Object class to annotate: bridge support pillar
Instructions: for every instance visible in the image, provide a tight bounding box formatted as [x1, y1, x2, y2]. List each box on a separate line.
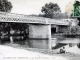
[28, 24, 52, 49]
[48, 24, 51, 50]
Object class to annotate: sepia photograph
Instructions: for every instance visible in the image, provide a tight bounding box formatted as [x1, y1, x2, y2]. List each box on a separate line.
[0, 0, 80, 60]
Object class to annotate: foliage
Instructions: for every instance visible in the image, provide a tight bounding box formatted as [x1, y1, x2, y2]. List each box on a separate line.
[41, 2, 61, 18]
[65, 25, 80, 34]
[70, 25, 80, 34]
[0, 0, 12, 12]
[0, 23, 29, 34]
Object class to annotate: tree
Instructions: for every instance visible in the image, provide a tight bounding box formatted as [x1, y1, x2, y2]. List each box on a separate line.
[57, 13, 68, 19]
[41, 2, 61, 18]
[0, 0, 12, 12]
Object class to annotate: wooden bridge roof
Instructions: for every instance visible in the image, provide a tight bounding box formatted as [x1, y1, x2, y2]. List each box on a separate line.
[0, 12, 70, 25]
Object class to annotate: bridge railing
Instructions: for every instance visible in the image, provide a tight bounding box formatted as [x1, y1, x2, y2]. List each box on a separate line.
[0, 12, 70, 25]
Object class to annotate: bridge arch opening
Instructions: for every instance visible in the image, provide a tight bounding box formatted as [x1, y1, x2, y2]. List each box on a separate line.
[51, 27, 56, 33]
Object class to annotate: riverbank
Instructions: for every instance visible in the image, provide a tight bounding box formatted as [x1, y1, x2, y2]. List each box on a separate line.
[0, 44, 68, 60]
[0, 43, 80, 60]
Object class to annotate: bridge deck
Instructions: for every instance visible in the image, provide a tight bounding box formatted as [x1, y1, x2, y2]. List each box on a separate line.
[0, 12, 70, 25]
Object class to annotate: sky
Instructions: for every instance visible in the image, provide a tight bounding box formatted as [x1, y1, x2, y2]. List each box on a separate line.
[8, 0, 76, 15]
